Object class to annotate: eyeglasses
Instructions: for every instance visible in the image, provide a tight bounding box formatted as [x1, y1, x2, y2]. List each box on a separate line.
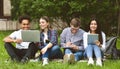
[71, 27, 79, 31]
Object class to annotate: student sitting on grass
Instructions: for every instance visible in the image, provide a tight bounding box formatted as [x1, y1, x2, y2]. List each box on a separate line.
[3, 15, 38, 63]
[38, 16, 63, 66]
[60, 18, 85, 63]
[83, 18, 106, 67]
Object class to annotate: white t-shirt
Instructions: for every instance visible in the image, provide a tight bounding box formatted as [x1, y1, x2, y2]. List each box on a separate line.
[43, 32, 48, 43]
[9, 29, 30, 49]
[83, 32, 106, 51]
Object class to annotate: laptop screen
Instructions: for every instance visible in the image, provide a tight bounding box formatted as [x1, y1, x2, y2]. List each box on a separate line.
[21, 30, 40, 42]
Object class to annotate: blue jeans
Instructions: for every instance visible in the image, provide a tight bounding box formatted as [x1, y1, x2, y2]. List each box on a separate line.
[41, 45, 63, 59]
[64, 49, 83, 61]
[85, 44, 102, 58]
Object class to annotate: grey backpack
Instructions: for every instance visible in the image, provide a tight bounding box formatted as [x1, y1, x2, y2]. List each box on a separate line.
[104, 37, 119, 59]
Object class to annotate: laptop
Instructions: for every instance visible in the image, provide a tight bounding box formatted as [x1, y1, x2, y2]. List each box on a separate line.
[87, 34, 98, 44]
[21, 30, 40, 42]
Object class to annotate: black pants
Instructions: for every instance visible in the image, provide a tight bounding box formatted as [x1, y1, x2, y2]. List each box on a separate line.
[4, 42, 38, 61]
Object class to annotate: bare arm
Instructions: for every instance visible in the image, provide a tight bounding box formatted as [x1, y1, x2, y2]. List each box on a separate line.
[3, 36, 15, 42]
[3, 36, 22, 43]
[41, 42, 53, 54]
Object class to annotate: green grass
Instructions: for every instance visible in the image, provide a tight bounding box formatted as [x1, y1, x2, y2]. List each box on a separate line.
[0, 31, 120, 69]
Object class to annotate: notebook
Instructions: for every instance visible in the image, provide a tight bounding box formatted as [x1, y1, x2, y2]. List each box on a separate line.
[87, 34, 98, 44]
[61, 46, 72, 49]
[21, 30, 40, 42]
[61, 40, 81, 49]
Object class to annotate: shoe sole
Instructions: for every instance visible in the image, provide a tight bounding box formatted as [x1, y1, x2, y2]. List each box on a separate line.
[63, 54, 75, 64]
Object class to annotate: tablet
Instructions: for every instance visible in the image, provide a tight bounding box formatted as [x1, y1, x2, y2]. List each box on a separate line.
[21, 30, 40, 42]
[87, 34, 98, 44]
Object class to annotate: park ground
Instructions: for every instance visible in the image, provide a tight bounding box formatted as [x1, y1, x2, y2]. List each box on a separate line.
[0, 31, 120, 69]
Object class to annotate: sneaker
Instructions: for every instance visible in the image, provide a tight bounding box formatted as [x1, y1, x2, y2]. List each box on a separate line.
[96, 59, 102, 67]
[42, 58, 49, 66]
[88, 58, 94, 65]
[63, 54, 75, 64]
[21, 57, 29, 64]
[30, 58, 39, 62]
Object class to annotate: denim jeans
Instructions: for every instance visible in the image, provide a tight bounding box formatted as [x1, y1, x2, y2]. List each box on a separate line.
[64, 49, 83, 61]
[41, 45, 63, 59]
[85, 44, 102, 58]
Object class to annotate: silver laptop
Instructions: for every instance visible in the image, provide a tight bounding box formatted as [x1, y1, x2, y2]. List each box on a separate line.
[21, 30, 40, 42]
[87, 34, 98, 44]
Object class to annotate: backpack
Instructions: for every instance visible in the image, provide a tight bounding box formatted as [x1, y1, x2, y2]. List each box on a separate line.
[104, 37, 120, 59]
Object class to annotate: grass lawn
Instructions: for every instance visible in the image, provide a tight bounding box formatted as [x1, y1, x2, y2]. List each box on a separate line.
[0, 31, 120, 69]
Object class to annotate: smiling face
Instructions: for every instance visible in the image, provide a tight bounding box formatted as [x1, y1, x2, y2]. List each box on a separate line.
[39, 18, 49, 30]
[20, 19, 30, 30]
[90, 20, 97, 33]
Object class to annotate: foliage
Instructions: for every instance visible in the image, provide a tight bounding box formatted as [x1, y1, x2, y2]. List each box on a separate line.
[10, 0, 120, 36]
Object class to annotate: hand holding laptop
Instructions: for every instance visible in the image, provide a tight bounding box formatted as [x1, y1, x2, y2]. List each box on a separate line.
[13, 39, 22, 43]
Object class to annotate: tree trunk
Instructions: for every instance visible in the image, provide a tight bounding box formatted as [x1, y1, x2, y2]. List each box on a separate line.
[116, 0, 120, 37]
[117, 10, 120, 37]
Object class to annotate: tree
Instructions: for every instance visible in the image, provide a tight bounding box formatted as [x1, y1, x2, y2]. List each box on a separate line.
[116, 0, 120, 36]
[11, 0, 120, 36]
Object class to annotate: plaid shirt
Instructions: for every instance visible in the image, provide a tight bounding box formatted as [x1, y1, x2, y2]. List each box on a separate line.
[40, 30, 58, 47]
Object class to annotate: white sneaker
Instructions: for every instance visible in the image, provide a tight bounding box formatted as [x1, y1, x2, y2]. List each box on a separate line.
[30, 58, 39, 62]
[42, 58, 48, 66]
[88, 58, 94, 65]
[96, 59, 102, 67]
[63, 54, 75, 64]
